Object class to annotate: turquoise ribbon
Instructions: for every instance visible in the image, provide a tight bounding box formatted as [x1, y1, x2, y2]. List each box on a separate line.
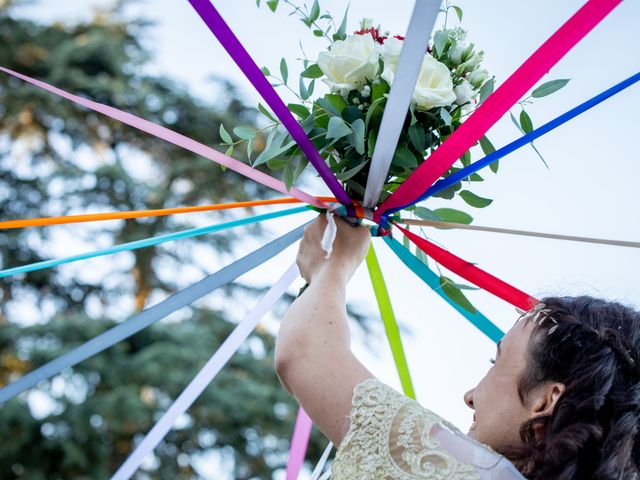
[384, 237, 504, 344]
[0, 206, 308, 278]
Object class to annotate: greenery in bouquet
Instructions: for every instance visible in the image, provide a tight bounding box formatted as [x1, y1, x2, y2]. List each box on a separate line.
[222, 1, 568, 212]
[219, 0, 569, 311]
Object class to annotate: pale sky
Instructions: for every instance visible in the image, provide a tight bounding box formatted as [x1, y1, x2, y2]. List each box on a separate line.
[11, 1, 640, 478]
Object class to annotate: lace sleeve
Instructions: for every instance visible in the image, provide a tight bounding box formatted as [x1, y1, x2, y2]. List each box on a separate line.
[331, 379, 525, 480]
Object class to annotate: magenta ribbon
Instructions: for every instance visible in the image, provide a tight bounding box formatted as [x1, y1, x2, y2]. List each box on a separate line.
[187, 0, 354, 215]
[376, 0, 622, 222]
[285, 408, 313, 479]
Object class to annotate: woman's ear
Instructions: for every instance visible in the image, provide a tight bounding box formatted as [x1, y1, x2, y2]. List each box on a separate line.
[529, 382, 565, 440]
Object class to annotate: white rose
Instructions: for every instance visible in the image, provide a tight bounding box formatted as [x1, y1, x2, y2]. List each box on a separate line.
[448, 42, 466, 66]
[467, 68, 489, 89]
[317, 34, 380, 92]
[459, 51, 483, 75]
[381, 37, 456, 110]
[454, 79, 475, 105]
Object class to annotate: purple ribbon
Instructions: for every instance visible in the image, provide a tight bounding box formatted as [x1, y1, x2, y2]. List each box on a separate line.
[187, 0, 354, 214]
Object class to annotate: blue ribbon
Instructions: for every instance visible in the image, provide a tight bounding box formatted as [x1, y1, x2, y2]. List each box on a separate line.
[383, 71, 640, 217]
[0, 206, 308, 278]
[384, 236, 504, 344]
[0, 224, 307, 404]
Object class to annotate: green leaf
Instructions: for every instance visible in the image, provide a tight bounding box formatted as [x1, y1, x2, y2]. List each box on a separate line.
[307, 78, 315, 98]
[392, 146, 418, 169]
[225, 145, 233, 157]
[440, 108, 452, 126]
[490, 160, 499, 173]
[403, 230, 411, 250]
[313, 29, 324, 37]
[280, 58, 288, 84]
[301, 63, 323, 79]
[287, 103, 310, 119]
[479, 135, 495, 156]
[260, 66, 271, 77]
[453, 6, 463, 21]
[258, 103, 278, 123]
[415, 247, 429, 266]
[342, 106, 364, 124]
[326, 116, 352, 140]
[459, 190, 493, 208]
[283, 162, 294, 191]
[247, 137, 254, 164]
[440, 276, 477, 313]
[433, 208, 473, 224]
[299, 77, 309, 100]
[367, 129, 377, 157]
[365, 96, 385, 130]
[266, 0, 279, 12]
[433, 30, 448, 57]
[414, 206, 439, 221]
[349, 119, 366, 155]
[219, 124, 233, 144]
[318, 94, 347, 116]
[510, 111, 524, 134]
[408, 123, 425, 153]
[336, 5, 349, 40]
[371, 80, 390, 102]
[531, 79, 570, 98]
[519, 109, 533, 134]
[478, 77, 494, 105]
[293, 156, 309, 182]
[233, 126, 256, 140]
[309, 0, 320, 23]
[335, 159, 369, 181]
[459, 150, 471, 166]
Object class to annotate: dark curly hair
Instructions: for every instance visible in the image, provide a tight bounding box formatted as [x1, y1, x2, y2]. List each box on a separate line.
[508, 296, 640, 479]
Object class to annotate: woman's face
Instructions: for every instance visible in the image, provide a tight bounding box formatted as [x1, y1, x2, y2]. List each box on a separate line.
[463, 318, 535, 452]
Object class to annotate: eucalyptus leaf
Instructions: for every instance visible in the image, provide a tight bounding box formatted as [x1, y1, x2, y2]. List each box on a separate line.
[479, 135, 495, 156]
[279, 58, 288, 84]
[233, 126, 256, 140]
[440, 276, 477, 313]
[301, 63, 323, 79]
[335, 160, 369, 181]
[299, 76, 309, 100]
[414, 206, 439, 221]
[459, 190, 493, 208]
[266, 0, 278, 12]
[219, 124, 233, 144]
[490, 160, 499, 173]
[283, 162, 294, 191]
[392, 146, 418, 169]
[326, 116, 352, 140]
[336, 5, 349, 40]
[309, 0, 320, 23]
[434, 30, 448, 57]
[478, 78, 494, 105]
[287, 103, 310, 119]
[440, 108, 452, 126]
[453, 6, 463, 21]
[349, 119, 366, 155]
[433, 208, 473, 224]
[519, 109, 533, 133]
[408, 123, 426, 153]
[258, 103, 278, 123]
[260, 66, 271, 76]
[531, 79, 570, 98]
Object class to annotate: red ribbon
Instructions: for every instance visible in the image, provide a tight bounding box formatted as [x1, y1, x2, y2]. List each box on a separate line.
[396, 224, 538, 310]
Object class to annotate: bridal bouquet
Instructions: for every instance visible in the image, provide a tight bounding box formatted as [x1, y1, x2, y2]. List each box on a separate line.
[222, 1, 567, 221]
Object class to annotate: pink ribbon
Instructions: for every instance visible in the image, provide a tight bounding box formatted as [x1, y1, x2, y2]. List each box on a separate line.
[376, 0, 622, 221]
[285, 408, 313, 479]
[0, 66, 327, 209]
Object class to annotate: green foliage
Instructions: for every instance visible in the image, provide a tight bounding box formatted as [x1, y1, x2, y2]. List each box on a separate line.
[531, 79, 570, 98]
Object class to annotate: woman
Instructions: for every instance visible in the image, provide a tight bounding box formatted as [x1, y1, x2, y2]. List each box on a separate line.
[275, 215, 640, 479]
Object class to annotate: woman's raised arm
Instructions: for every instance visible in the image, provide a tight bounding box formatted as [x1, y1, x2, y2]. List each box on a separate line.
[275, 215, 374, 445]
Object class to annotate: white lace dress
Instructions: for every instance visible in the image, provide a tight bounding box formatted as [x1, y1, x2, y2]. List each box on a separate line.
[330, 379, 526, 480]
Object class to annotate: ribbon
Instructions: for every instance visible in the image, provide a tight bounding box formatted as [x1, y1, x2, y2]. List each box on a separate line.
[399, 218, 640, 249]
[0, 224, 307, 404]
[285, 408, 314, 480]
[366, 244, 416, 399]
[112, 262, 299, 480]
[0, 206, 307, 278]
[186, 0, 354, 214]
[384, 236, 504, 343]
[310, 443, 333, 480]
[362, 0, 441, 208]
[396, 224, 537, 311]
[0, 197, 336, 229]
[421, 71, 640, 201]
[376, 0, 622, 221]
[0, 66, 326, 209]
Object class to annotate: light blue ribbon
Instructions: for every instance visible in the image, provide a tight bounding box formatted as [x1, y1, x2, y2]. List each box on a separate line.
[0, 224, 307, 404]
[384, 236, 504, 344]
[0, 206, 308, 278]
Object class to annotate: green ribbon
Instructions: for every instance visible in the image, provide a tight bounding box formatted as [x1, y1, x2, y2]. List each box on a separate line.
[366, 243, 416, 399]
[384, 237, 504, 344]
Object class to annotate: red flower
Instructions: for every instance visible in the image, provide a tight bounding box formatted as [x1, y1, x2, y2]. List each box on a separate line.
[354, 27, 388, 45]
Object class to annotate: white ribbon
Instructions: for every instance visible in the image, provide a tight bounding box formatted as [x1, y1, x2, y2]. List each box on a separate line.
[363, 0, 442, 208]
[310, 442, 334, 480]
[320, 206, 341, 258]
[111, 262, 299, 480]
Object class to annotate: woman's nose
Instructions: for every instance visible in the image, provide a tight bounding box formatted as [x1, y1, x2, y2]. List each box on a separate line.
[464, 388, 475, 409]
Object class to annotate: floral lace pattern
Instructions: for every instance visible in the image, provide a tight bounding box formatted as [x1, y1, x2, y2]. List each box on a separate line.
[331, 379, 481, 479]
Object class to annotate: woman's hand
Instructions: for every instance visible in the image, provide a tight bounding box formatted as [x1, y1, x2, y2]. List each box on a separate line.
[297, 214, 371, 285]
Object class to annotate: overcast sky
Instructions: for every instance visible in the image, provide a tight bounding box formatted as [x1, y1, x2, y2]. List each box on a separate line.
[12, 0, 640, 478]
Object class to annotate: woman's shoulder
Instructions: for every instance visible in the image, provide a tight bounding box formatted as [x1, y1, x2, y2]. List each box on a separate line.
[331, 378, 525, 480]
